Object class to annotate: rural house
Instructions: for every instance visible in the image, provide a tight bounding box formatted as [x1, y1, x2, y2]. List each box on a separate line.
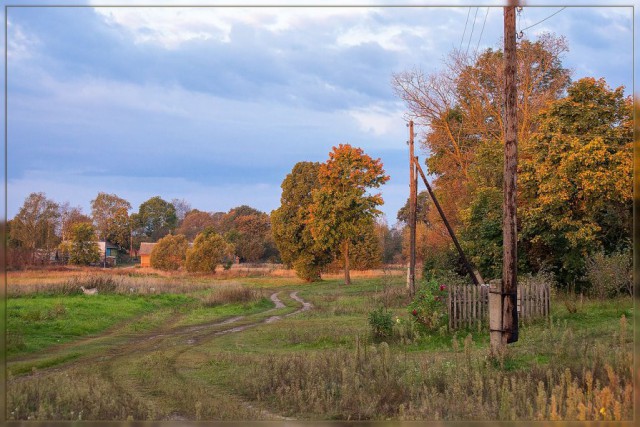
[98, 241, 119, 266]
[139, 242, 156, 267]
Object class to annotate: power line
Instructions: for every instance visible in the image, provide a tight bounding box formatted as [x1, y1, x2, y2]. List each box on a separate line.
[459, 7, 472, 52]
[465, 7, 480, 57]
[520, 7, 566, 33]
[474, 7, 490, 56]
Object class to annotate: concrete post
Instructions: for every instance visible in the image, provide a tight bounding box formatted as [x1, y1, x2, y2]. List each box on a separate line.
[489, 279, 504, 358]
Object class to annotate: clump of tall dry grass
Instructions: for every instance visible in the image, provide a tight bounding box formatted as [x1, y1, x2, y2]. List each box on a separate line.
[199, 283, 267, 307]
[7, 271, 244, 297]
[237, 317, 634, 421]
[7, 360, 261, 421]
[7, 367, 152, 421]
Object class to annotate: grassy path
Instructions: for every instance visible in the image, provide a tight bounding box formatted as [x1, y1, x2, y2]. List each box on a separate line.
[8, 290, 313, 420]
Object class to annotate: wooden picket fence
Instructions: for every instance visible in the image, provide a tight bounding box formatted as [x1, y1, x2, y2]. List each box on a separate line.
[448, 281, 550, 330]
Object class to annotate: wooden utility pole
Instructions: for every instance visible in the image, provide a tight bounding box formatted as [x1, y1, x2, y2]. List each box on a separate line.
[501, 4, 519, 347]
[408, 120, 417, 297]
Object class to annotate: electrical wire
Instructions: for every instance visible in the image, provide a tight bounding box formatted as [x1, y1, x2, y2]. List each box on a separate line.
[474, 7, 490, 56]
[520, 7, 566, 33]
[459, 7, 472, 52]
[465, 7, 480, 57]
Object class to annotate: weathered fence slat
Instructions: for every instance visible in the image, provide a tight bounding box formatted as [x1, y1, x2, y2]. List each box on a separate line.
[447, 281, 550, 330]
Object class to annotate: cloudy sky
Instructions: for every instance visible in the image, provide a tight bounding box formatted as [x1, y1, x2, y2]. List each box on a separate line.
[4, 0, 634, 224]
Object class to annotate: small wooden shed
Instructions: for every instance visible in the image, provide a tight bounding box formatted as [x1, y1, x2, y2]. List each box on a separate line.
[139, 242, 156, 267]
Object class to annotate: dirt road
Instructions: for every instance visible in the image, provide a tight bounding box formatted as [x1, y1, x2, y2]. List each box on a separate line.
[8, 291, 312, 421]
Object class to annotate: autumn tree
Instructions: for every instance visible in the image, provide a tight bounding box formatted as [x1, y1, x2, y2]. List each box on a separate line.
[229, 214, 270, 262]
[68, 223, 101, 265]
[150, 234, 188, 271]
[309, 144, 389, 285]
[171, 198, 192, 226]
[393, 34, 571, 241]
[393, 34, 570, 184]
[272, 162, 334, 281]
[219, 205, 263, 231]
[329, 217, 383, 271]
[397, 190, 432, 267]
[133, 196, 178, 241]
[376, 220, 403, 264]
[459, 187, 503, 280]
[520, 77, 632, 286]
[177, 209, 216, 241]
[10, 192, 60, 264]
[185, 228, 234, 273]
[221, 206, 276, 263]
[59, 203, 92, 242]
[396, 190, 430, 225]
[90, 192, 131, 250]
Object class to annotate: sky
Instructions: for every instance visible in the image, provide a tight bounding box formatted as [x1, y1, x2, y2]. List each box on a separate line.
[3, 0, 635, 226]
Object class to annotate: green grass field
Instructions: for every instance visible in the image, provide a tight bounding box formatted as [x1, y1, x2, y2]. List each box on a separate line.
[7, 293, 193, 357]
[6, 270, 636, 421]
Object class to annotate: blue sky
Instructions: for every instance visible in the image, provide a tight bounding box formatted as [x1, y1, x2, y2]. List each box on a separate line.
[4, 1, 634, 225]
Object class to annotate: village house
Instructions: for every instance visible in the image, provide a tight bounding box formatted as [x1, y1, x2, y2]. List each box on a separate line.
[97, 241, 119, 266]
[139, 242, 156, 267]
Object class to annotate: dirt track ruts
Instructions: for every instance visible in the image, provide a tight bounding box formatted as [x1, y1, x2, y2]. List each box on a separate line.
[8, 290, 312, 422]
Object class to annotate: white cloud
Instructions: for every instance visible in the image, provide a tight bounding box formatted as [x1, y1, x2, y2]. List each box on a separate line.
[347, 104, 405, 137]
[95, 8, 232, 48]
[337, 24, 430, 52]
[91, 6, 374, 49]
[7, 20, 39, 60]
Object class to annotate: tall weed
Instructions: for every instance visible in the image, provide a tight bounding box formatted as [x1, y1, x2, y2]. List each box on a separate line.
[584, 251, 632, 298]
[236, 316, 633, 421]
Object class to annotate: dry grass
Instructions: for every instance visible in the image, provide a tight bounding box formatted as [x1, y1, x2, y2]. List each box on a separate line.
[7, 361, 261, 421]
[7, 367, 152, 421]
[7, 265, 406, 295]
[237, 318, 634, 421]
[322, 267, 405, 279]
[7, 269, 259, 297]
[198, 283, 268, 307]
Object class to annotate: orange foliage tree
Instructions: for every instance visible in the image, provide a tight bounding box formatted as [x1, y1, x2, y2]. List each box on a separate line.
[309, 144, 389, 285]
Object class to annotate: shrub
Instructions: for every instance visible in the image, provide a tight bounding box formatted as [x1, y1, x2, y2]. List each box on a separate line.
[408, 278, 449, 332]
[584, 251, 632, 298]
[292, 254, 323, 282]
[368, 307, 394, 340]
[68, 223, 101, 266]
[199, 284, 262, 307]
[150, 234, 188, 271]
[185, 231, 233, 273]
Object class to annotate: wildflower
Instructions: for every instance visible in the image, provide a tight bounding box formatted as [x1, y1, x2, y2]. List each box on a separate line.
[600, 407, 606, 416]
[396, 317, 401, 324]
[440, 284, 446, 291]
[412, 309, 418, 316]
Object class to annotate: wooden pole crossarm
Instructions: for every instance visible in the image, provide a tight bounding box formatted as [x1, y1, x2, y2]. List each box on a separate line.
[413, 157, 484, 287]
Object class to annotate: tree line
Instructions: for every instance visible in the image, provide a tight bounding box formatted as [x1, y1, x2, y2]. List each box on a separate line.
[6, 145, 404, 274]
[6, 193, 280, 269]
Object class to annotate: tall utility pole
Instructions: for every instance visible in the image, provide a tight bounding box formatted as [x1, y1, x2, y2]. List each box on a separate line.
[502, 4, 519, 345]
[408, 120, 417, 297]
